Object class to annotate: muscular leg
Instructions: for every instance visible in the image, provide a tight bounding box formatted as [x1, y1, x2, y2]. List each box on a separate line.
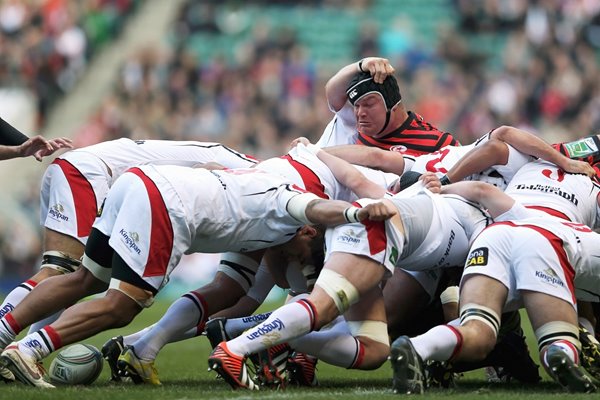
[9, 268, 107, 332]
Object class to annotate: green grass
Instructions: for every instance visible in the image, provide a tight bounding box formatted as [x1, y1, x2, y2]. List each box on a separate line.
[0, 302, 593, 399]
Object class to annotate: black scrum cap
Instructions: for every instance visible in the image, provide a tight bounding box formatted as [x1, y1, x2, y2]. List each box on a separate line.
[346, 71, 401, 110]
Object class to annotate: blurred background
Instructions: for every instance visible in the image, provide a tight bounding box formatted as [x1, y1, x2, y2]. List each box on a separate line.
[1, 0, 600, 297]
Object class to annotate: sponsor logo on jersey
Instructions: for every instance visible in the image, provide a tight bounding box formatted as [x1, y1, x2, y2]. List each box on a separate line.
[513, 183, 578, 205]
[535, 268, 565, 288]
[245, 318, 285, 341]
[564, 137, 598, 158]
[466, 247, 488, 268]
[436, 230, 456, 267]
[389, 246, 399, 265]
[389, 145, 408, 153]
[119, 229, 141, 255]
[49, 203, 69, 222]
[336, 229, 361, 245]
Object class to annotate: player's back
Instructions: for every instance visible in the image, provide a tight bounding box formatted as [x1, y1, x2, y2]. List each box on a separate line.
[505, 159, 600, 227]
[70, 138, 257, 184]
[142, 165, 303, 254]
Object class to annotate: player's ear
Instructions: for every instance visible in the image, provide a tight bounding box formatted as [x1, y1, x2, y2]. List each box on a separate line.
[298, 225, 318, 238]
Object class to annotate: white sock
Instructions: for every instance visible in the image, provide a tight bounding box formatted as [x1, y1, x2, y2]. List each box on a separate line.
[224, 312, 273, 338]
[122, 324, 155, 346]
[0, 314, 20, 348]
[0, 280, 36, 318]
[411, 325, 462, 361]
[132, 292, 207, 360]
[289, 316, 363, 368]
[227, 299, 316, 357]
[17, 327, 61, 360]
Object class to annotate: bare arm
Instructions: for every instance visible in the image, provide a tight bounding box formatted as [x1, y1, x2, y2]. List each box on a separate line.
[491, 125, 594, 177]
[301, 198, 396, 226]
[323, 144, 405, 176]
[325, 57, 395, 112]
[0, 136, 72, 161]
[440, 181, 515, 219]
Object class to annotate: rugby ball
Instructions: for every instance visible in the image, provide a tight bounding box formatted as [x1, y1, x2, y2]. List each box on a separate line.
[48, 343, 103, 385]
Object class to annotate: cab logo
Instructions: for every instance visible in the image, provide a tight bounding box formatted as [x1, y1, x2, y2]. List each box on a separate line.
[49, 203, 69, 221]
[466, 247, 488, 268]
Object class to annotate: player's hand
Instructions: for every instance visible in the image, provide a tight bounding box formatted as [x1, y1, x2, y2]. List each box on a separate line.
[288, 137, 311, 150]
[20, 136, 73, 161]
[358, 201, 396, 221]
[560, 159, 596, 178]
[420, 172, 442, 193]
[360, 57, 395, 84]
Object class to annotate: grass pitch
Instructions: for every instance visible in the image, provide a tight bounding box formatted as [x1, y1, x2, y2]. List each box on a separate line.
[0, 300, 594, 400]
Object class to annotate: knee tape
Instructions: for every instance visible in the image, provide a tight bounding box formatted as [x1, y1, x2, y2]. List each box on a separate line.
[460, 303, 500, 338]
[535, 321, 580, 352]
[41, 251, 81, 274]
[109, 279, 154, 308]
[217, 252, 260, 292]
[315, 268, 359, 314]
[81, 253, 112, 283]
[347, 320, 389, 346]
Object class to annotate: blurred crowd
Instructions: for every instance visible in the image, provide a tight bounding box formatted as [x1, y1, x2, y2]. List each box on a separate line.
[0, 0, 138, 128]
[2, 0, 600, 287]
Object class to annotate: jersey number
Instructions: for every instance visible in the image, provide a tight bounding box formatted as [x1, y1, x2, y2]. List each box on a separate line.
[425, 149, 450, 174]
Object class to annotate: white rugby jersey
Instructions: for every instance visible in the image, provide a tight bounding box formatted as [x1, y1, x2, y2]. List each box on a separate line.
[256, 144, 396, 202]
[491, 214, 600, 301]
[67, 138, 257, 185]
[408, 132, 533, 190]
[504, 159, 600, 227]
[142, 165, 306, 254]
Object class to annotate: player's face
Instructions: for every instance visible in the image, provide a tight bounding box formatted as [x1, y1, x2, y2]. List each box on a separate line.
[353, 94, 387, 136]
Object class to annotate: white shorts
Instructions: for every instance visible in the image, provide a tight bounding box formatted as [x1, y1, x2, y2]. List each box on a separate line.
[40, 152, 111, 244]
[92, 167, 192, 291]
[461, 222, 576, 312]
[403, 268, 444, 302]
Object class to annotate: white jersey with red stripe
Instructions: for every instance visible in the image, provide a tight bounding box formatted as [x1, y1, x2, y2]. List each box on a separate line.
[255, 144, 397, 201]
[94, 165, 308, 290]
[325, 188, 490, 276]
[73, 138, 257, 185]
[40, 139, 257, 244]
[408, 132, 534, 189]
[462, 211, 600, 310]
[504, 159, 600, 227]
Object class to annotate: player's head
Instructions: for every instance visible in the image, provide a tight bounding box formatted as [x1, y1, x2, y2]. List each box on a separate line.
[387, 170, 422, 194]
[346, 71, 402, 137]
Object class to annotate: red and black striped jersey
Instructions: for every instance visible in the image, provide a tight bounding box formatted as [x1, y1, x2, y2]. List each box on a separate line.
[356, 111, 460, 156]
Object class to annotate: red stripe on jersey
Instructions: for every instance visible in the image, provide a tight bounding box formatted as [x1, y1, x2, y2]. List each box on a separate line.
[53, 158, 97, 238]
[524, 205, 571, 221]
[494, 222, 576, 303]
[127, 168, 174, 278]
[282, 155, 328, 199]
[363, 219, 386, 255]
[356, 112, 459, 156]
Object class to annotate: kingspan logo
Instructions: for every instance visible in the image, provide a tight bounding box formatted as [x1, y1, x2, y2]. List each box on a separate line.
[336, 229, 361, 245]
[245, 318, 285, 340]
[119, 229, 141, 255]
[535, 268, 564, 287]
[49, 203, 69, 221]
